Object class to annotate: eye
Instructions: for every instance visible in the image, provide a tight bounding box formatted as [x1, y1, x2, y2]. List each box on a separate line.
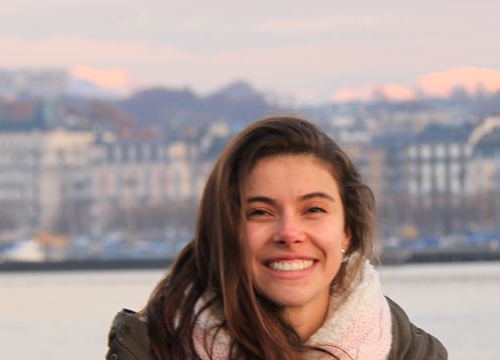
[305, 206, 327, 215]
[246, 208, 272, 219]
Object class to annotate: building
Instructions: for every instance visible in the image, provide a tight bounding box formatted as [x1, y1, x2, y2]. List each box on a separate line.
[402, 117, 500, 235]
[0, 128, 94, 235]
[466, 117, 500, 228]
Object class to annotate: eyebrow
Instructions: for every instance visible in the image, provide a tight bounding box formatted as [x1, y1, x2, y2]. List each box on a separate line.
[299, 192, 335, 202]
[246, 196, 277, 205]
[246, 192, 335, 204]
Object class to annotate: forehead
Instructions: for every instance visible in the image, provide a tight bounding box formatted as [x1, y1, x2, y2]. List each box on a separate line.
[248, 153, 335, 175]
[244, 154, 339, 194]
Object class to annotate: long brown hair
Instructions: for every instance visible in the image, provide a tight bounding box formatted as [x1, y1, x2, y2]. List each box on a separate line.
[145, 116, 376, 359]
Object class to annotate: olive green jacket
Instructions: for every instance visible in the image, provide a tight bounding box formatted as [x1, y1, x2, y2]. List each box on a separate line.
[105, 298, 447, 359]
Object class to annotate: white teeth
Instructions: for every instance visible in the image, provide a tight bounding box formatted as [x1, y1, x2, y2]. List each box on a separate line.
[268, 260, 314, 272]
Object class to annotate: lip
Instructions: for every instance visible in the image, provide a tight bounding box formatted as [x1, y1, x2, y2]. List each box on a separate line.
[263, 254, 317, 263]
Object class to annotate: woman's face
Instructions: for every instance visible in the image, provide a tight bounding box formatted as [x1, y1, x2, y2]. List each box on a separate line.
[242, 154, 350, 316]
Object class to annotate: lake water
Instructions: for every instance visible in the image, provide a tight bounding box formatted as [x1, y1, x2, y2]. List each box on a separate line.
[1, 261, 499, 359]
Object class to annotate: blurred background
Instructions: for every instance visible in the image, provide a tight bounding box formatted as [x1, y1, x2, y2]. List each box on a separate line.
[0, 1, 499, 359]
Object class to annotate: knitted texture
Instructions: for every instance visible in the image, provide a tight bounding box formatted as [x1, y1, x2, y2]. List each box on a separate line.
[191, 260, 392, 359]
[308, 261, 392, 359]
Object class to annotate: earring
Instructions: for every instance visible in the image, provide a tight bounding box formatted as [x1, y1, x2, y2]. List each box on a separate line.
[341, 249, 350, 263]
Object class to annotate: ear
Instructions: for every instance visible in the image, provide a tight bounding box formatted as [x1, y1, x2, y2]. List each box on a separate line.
[342, 227, 352, 251]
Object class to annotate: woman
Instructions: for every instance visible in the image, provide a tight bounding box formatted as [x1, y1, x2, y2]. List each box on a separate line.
[106, 116, 447, 359]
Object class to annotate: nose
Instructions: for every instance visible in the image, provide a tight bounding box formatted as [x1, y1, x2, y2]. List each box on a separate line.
[272, 213, 305, 245]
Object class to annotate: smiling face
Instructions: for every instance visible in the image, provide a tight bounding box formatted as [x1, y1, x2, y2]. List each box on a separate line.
[242, 154, 351, 319]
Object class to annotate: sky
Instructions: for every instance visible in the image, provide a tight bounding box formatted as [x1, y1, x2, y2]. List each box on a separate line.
[1, 0, 500, 104]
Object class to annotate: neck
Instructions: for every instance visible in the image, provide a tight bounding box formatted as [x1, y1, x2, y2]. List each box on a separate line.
[282, 295, 330, 340]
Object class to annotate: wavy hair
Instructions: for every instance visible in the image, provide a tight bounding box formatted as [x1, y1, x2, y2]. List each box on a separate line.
[145, 116, 376, 359]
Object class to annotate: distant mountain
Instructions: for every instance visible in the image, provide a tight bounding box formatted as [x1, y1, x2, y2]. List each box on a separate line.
[65, 78, 124, 100]
[7, 76, 498, 139]
[207, 80, 260, 101]
[117, 80, 281, 131]
[202, 81, 274, 124]
[0, 80, 283, 136]
[117, 87, 200, 130]
[60, 97, 137, 135]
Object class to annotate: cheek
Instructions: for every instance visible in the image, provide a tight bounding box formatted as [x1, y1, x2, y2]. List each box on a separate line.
[317, 224, 346, 246]
[241, 230, 265, 283]
[241, 230, 260, 271]
[244, 224, 270, 254]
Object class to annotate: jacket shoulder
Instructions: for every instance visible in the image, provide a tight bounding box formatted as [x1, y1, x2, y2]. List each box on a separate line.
[106, 309, 156, 360]
[386, 297, 447, 360]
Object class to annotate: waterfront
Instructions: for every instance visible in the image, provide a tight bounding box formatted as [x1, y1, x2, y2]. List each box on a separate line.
[0, 261, 499, 359]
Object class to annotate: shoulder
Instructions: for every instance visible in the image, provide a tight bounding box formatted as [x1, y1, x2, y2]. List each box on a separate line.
[386, 297, 447, 360]
[106, 309, 157, 360]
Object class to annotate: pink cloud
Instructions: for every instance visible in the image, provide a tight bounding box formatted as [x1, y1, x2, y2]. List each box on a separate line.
[331, 83, 416, 103]
[418, 67, 500, 97]
[332, 67, 500, 103]
[373, 84, 416, 101]
[71, 66, 137, 95]
[331, 86, 373, 103]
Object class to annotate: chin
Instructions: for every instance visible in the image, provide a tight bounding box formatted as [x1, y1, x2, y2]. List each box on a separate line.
[259, 287, 321, 308]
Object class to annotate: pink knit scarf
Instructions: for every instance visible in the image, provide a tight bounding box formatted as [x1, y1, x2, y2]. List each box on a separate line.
[192, 260, 392, 359]
[308, 261, 392, 359]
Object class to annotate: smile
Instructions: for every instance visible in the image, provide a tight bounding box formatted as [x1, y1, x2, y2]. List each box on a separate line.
[267, 260, 315, 272]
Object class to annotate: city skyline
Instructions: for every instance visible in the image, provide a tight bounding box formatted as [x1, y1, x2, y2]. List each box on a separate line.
[1, 0, 499, 104]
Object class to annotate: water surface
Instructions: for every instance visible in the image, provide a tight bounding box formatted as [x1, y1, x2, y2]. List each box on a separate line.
[1, 261, 498, 359]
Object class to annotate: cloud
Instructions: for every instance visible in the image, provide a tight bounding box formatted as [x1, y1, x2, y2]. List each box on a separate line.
[0, 36, 186, 69]
[331, 86, 374, 103]
[418, 67, 500, 97]
[0, 35, 192, 90]
[71, 66, 137, 94]
[331, 67, 500, 103]
[2, 34, 499, 104]
[331, 84, 416, 103]
[255, 14, 388, 34]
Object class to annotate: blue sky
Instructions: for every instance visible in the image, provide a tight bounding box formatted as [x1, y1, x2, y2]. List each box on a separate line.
[1, 0, 499, 103]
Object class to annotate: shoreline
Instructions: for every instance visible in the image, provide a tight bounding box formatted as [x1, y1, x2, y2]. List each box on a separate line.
[1, 247, 500, 272]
